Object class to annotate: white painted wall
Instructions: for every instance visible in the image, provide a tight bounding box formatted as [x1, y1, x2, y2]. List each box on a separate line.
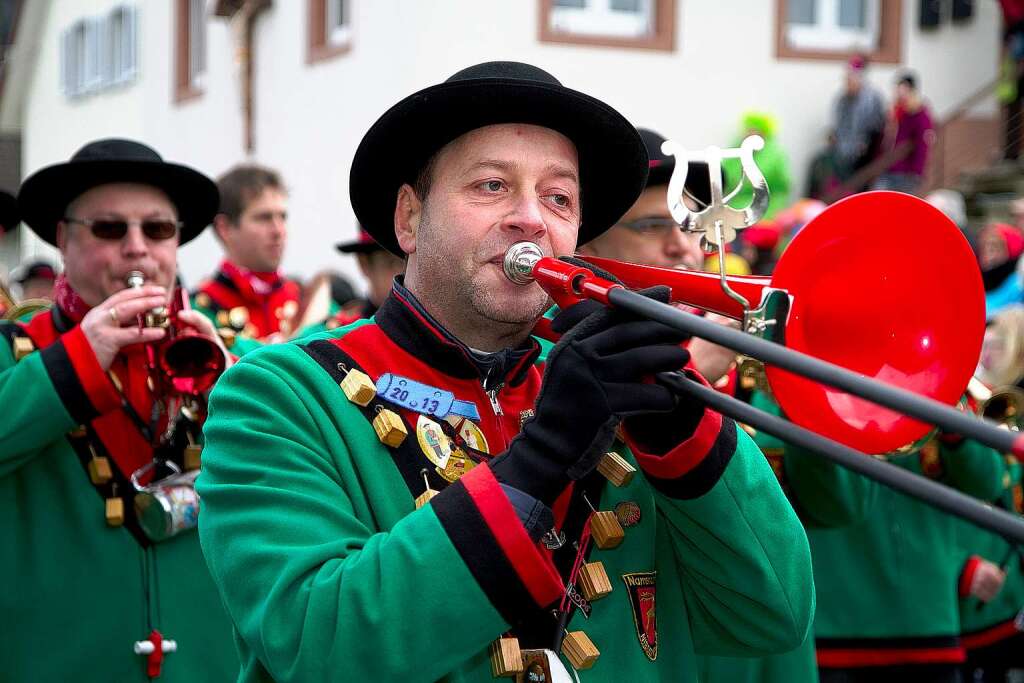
[10, 0, 1002, 293]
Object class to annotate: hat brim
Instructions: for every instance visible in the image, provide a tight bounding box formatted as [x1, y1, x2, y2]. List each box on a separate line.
[350, 78, 647, 256]
[18, 160, 219, 246]
[335, 240, 384, 255]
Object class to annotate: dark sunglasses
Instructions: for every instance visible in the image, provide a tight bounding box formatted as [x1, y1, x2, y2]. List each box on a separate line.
[63, 217, 182, 241]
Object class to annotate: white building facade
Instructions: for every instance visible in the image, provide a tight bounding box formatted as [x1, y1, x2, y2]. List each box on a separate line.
[0, 0, 1003, 288]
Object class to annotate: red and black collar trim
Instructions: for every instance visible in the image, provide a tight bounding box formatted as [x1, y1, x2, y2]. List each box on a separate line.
[375, 279, 540, 388]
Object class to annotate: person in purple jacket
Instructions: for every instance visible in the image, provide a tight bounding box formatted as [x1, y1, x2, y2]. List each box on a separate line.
[873, 72, 935, 196]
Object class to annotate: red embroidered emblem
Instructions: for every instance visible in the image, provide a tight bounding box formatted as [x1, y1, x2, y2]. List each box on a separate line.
[622, 571, 657, 661]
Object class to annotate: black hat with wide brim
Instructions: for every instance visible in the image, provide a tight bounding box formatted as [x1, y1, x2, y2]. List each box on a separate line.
[18, 138, 219, 246]
[350, 61, 648, 256]
[0, 190, 18, 234]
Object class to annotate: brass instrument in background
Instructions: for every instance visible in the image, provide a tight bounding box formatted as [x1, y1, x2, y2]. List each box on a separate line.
[126, 271, 225, 396]
[0, 277, 50, 321]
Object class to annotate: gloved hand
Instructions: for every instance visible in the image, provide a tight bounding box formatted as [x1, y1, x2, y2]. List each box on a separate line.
[490, 285, 690, 506]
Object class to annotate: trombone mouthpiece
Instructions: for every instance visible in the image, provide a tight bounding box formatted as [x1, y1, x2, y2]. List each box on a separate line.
[503, 242, 544, 285]
[126, 271, 145, 289]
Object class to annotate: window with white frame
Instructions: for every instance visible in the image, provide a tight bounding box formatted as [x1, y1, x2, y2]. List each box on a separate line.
[549, 0, 655, 39]
[107, 5, 137, 85]
[785, 0, 880, 52]
[325, 0, 351, 47]
[187, 0, 207, 90]
[61, 6, 137, 99]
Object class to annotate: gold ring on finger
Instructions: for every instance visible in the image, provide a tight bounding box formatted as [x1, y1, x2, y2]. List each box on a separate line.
[109, 306, 119, 325]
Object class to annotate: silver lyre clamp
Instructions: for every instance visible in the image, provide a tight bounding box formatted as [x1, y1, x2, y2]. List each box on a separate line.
[660, 135, 770, 320]
[660, 135, 770, 250]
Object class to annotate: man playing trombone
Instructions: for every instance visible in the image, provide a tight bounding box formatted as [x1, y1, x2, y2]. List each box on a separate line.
[0, 139, 239, 680]
[197, 61, 814, 682]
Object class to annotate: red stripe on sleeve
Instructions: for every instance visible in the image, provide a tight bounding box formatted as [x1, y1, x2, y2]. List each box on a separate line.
[460, 465, 563, 608]
[625, 369, 723, 480]
[958, 555, 982, 598]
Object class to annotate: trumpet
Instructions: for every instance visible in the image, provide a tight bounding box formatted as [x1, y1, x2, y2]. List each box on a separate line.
[126, 271, 225, 396]
[503, 191, 1024, 543]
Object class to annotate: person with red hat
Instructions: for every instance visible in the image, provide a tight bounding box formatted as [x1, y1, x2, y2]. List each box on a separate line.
[0, 138, 239, 680]
[299, 227, 406, 336]
[198, 61, 812, 682]
[192, 164, 301, 342]
[978, 222, 1024, 319]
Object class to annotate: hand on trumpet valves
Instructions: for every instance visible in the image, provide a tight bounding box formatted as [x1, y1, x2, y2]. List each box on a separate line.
[80, 285, 168, 371]
[489, 285, 693, 506]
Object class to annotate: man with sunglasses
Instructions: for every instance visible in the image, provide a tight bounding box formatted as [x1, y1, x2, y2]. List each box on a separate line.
[198, 62, 812, 682]
[193, 164, 300, 342]
[0, 138, 239, 681]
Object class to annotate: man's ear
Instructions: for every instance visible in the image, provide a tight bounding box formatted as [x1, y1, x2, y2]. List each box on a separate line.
[212, 214, 233, 243]
[394, 184, 422, 256]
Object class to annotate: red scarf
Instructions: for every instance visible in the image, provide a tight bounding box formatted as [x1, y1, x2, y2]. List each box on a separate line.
[219, 260, 284, 301]
[33, 278, 164, 479]
[53, 274, 92, 322]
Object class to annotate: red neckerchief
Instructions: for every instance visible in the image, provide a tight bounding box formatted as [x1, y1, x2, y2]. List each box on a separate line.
[21, 286, 165, 479]
[53, 275, 91, 322]
[219, 259, 284, 303]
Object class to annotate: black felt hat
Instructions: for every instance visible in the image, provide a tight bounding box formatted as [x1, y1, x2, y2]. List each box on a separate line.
[350, 61, 648, 256]
[638, 127, 715, 207]
[0, 190, 18, 234]
[18, 138, 219, 246]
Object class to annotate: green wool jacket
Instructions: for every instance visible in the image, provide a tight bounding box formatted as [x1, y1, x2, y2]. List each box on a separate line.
[955, 457, 1024, 647]
[197, 291, 815, 683]
[808, 436, 1007, 668]
[697, 390, 879, 683]
[0, 309, 240, 682]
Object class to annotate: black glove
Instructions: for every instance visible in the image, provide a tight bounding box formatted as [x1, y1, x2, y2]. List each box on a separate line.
[490, 285, 690, 506]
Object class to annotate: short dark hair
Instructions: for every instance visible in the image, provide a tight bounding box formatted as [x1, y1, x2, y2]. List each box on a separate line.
[217, 164, 286, 223]
[412, 150, 441, 202]
[897, 72, 917, 90]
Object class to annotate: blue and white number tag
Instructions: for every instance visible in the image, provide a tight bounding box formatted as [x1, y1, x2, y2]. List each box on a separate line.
[376, 373, 480, 422]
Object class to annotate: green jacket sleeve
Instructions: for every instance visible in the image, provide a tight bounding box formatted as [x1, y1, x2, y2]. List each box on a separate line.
[939, 438, 1006, 502]
[0, 324, 119, 476]
[197, 348, 564, 682]
[625, 409, 815, 657]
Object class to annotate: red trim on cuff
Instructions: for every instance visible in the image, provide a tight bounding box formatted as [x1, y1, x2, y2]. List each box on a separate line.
[817, 647, 966, 668]
[625, 369, 723, 480]
[461, 465, 563, 607]
[61, 326, 120, 415]
[959, 555, 983, 598]
[962, 618, 1023, 650]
